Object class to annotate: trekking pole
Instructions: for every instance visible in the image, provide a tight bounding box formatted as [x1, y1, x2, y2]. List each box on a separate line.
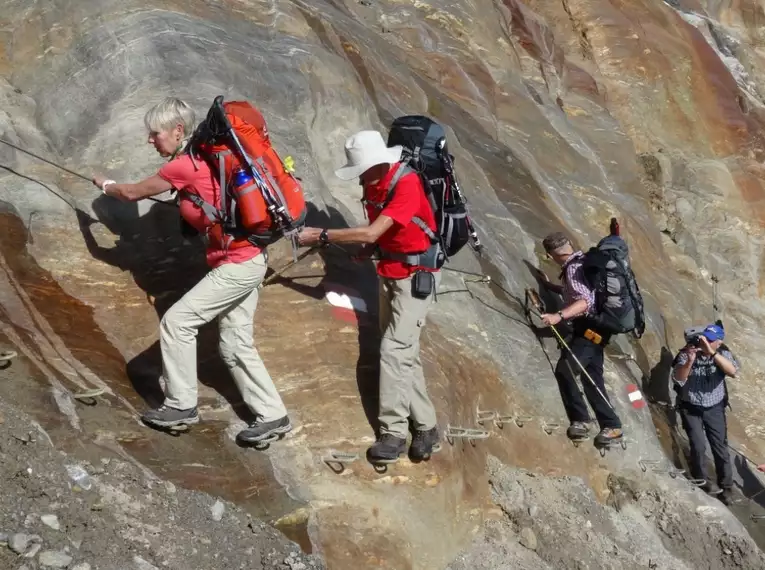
[525, 288, 615, 411]
[262, 246, 318, 286]
[0, 138, 175, 206]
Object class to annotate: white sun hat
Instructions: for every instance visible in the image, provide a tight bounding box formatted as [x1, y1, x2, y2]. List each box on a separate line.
[334, 130, 403, 181]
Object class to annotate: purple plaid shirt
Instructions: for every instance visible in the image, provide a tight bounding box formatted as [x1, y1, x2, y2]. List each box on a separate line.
[561, 251, 595, 315]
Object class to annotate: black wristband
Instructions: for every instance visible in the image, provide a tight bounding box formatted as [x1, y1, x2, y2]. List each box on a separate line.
[319, 229, 329, 246]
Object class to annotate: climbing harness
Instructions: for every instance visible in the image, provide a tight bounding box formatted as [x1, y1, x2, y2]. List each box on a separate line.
[0, 138, 175, 206]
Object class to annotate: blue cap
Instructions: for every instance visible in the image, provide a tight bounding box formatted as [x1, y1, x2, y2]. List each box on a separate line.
[702, 324, 725, 342]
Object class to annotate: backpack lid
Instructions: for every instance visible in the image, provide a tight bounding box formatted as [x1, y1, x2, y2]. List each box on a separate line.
[596, 234, 631, 263]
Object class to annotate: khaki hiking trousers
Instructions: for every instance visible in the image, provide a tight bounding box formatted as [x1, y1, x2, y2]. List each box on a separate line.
[160, 253, 287, 422]
[378, 271, 441, 438]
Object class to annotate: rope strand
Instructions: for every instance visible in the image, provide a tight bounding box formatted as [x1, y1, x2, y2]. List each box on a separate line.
[0, 138, 176, 207]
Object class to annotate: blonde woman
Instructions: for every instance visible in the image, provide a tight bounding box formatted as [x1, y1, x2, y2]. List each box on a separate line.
[92, 97, 291, 445]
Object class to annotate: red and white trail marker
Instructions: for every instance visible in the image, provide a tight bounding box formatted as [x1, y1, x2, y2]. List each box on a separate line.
[323, 284, 368, 324]
[626, 384, 646, 409]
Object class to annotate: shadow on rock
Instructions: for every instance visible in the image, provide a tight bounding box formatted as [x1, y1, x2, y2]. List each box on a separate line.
[644, 347, 675, 407]
[734, 454, 765, 509]
[516, 259, 573, 377]
[77, 194, 252, 420]
[521, 259, 574, 337]
[267, 201, 381, 434]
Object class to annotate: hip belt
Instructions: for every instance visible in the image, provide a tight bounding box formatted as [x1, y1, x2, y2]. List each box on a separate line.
[582, 328, 604, 345]
[378, 243, 443, 269]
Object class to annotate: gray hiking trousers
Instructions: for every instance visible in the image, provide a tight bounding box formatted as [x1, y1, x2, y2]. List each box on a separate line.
[377, 272, 441, 438]
[160, 253, 288, 421]
[678, 400, 733, 489]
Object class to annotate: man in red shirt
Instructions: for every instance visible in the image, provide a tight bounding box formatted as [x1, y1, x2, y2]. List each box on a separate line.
[299, 130, 441, 464]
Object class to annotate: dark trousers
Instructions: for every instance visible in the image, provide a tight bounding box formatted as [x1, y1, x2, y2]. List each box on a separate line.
[554, 336, 622, 429]
[678, 401, 732, 489]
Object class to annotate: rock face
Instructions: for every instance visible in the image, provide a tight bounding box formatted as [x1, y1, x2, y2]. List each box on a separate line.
[1, 0, 765, 568]
[448, 456, 765, 570]
[0, 399, 321, 570]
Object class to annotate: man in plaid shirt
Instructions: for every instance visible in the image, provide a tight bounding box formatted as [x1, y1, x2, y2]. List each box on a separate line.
[539, 232, 623, 447]
[673, 323, 739, 502]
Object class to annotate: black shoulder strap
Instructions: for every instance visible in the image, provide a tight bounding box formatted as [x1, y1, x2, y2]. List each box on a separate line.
[362, 163, 413, 211]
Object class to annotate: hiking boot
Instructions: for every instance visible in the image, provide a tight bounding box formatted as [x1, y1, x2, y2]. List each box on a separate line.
[566, 421, 589, 440]
[409, 427, 441, 461]
[237, 416, 292, 444]
[702, 481, 722, 495]
[594, 427, 623, 447]
[718, 487, 734, 504]
[367, 433, 407, 464]
[142, 405, 199, 427]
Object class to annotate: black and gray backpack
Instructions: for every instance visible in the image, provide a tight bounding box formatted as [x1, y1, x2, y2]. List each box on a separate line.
[386, 116, 481, 265]
[582, 231, 646, 338]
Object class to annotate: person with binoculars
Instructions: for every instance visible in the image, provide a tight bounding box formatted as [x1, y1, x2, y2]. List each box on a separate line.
[672, 323, 739, 502]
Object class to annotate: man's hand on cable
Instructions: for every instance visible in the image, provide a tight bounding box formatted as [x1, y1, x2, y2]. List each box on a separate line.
[540, 312, 563, 327]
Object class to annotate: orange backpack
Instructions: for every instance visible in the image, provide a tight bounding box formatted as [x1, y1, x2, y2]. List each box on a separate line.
[186, 96, 307, 251]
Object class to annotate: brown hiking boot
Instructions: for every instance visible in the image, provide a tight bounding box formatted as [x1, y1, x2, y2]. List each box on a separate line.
[594, 427, 623, 447]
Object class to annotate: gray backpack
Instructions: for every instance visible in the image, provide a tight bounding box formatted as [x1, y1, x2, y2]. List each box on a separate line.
[582, 234, 646, 338]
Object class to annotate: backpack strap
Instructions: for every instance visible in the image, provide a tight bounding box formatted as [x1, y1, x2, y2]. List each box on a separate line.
[182, 191, 224, 224]
[363, 163, 437, 243]
[410, 216, 438, 243]
[362, 163, 413, 211]
[379, 242, 442, 269]
[178, 150, 231, 225]
[367, 162, 441, 266]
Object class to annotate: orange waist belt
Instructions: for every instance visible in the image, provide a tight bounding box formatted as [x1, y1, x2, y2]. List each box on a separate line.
[583, 329, 603, 345]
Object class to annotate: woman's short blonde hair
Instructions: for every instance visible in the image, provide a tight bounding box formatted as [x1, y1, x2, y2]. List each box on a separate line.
[144, 97, 196, 136]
